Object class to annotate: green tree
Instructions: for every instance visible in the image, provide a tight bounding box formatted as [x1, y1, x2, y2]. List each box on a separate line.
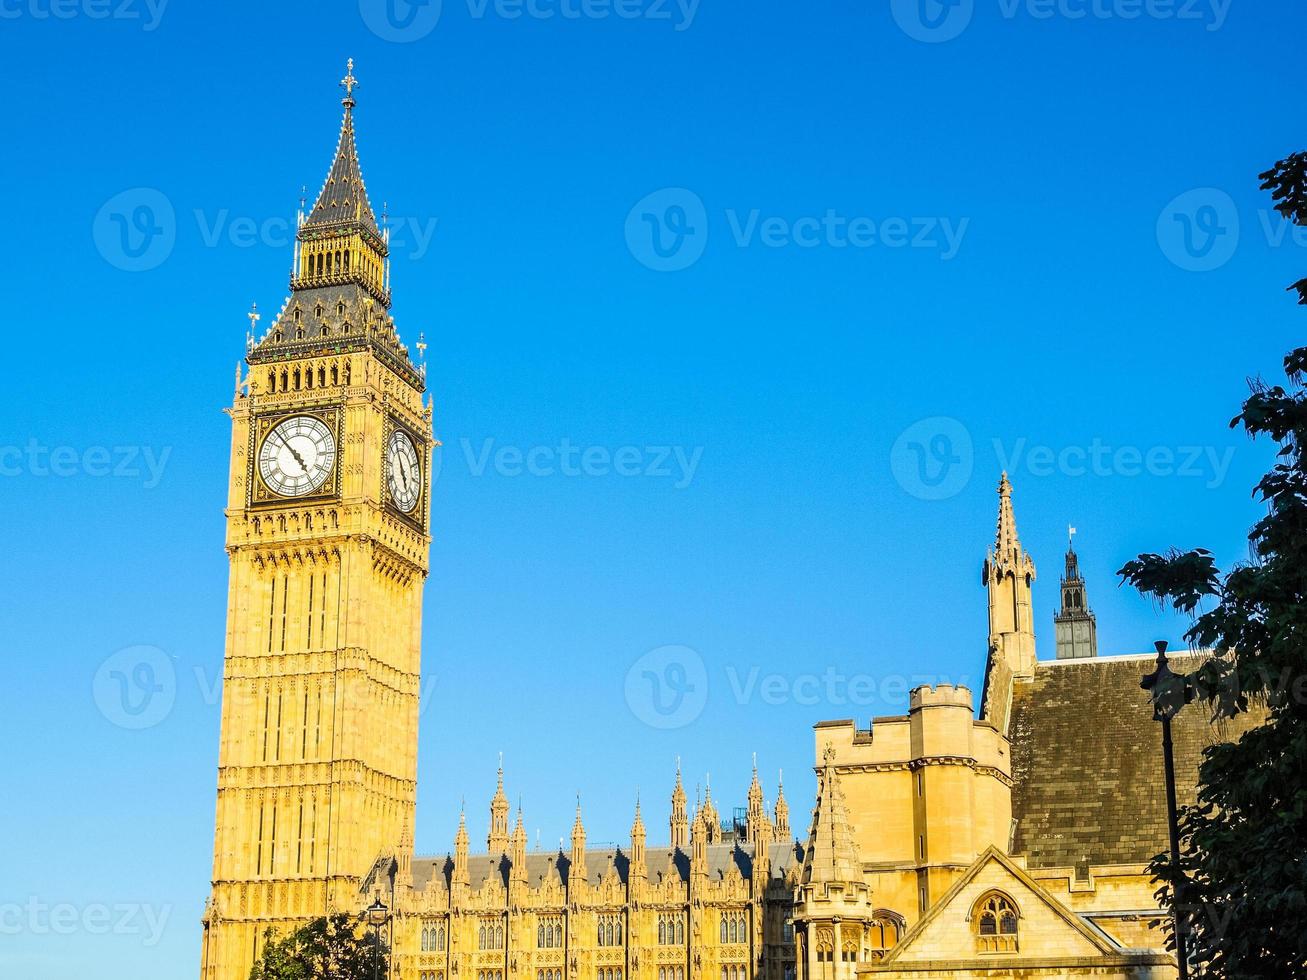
[1117, 154, 1307, 978]
[248, 913, 389, 980]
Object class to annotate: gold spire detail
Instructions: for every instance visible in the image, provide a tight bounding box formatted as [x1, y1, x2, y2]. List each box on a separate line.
[340, 57, 358, 107]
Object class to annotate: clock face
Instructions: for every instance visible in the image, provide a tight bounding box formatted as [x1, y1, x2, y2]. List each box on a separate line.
[258, 415, 337, 497]
[386, 429, 422, 513]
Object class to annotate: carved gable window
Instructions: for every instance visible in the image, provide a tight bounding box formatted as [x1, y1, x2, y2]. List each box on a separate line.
[973, 892, 1019, 953]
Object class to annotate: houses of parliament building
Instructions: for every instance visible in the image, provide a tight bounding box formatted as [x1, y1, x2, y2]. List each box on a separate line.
[200, 64, 1254, 980]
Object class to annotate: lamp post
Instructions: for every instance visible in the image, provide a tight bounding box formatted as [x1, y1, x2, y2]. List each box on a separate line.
[364, 894, 390, 980]
[1140, 640, 1193, 980]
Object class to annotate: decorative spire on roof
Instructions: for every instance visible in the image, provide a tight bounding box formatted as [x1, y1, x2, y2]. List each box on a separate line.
[800, 744, 863, 887]
[299, 59, 379, 238]
[488, 755, 510, 853]
[1054, 527, 1098, 660]
[670, 759, 688, 849]
[249, 61, 423, 389]
[982, 472, 1039, 694]
[510, 803, 528, 884]
[995, 471, 1019, 556]
[454, 804, 470, 886]
[774, 770, 791, 841]
[701, 773, 720, 844]
[570, 795, 587, 884]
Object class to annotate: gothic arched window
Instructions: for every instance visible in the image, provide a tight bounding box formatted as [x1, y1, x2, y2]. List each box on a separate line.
[973, 892, 1019, 953]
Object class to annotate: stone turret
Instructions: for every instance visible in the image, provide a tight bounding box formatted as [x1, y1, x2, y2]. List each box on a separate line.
[510, 806, 527, 886]
[774, 771, 791, 841]
[488, 760, 510, 854]
[570, 800, 587, 885]
[1054, 532, 1098, 660]
[793, 744, 873, 980]
[670, 761, 688, 849]
[981, 472, 1038, 730]
[454, 807, 470, 888]
[630, 796, 648, 881]
[701, 776, 720, 844]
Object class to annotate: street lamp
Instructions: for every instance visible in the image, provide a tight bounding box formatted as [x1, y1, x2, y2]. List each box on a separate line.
[363, 894, 391, 980]
[1141, 640, 1195, 980]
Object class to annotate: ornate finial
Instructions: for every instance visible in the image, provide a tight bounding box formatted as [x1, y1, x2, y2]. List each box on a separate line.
[340, 58, 359, 106]
[417, 331, 427, 362]
[752, 752, 758, 775]
[299, 186, 307, 211]
[245, 302, 260, 351]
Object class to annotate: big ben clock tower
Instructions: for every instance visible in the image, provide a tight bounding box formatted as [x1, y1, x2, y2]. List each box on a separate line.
[200, 61, 433, 980]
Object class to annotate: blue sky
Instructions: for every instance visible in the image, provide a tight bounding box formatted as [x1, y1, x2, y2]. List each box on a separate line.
[1, 1, 1303, 977]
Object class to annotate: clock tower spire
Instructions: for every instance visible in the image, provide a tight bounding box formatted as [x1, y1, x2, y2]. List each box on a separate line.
[200, 62, 434, 980]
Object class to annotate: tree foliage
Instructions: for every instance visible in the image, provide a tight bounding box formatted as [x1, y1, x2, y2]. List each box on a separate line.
[1119, 153, 1307, 978]
[249, 913, 388, 980]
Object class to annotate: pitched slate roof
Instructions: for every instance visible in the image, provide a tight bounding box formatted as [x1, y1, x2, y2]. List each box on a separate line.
[304, 101, 383, 240]
[410, 842, 801, 894]
[1009, 652, 1262, 870]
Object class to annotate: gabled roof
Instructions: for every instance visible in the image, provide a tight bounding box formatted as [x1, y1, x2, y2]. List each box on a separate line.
[865, 846, 1171, 973]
